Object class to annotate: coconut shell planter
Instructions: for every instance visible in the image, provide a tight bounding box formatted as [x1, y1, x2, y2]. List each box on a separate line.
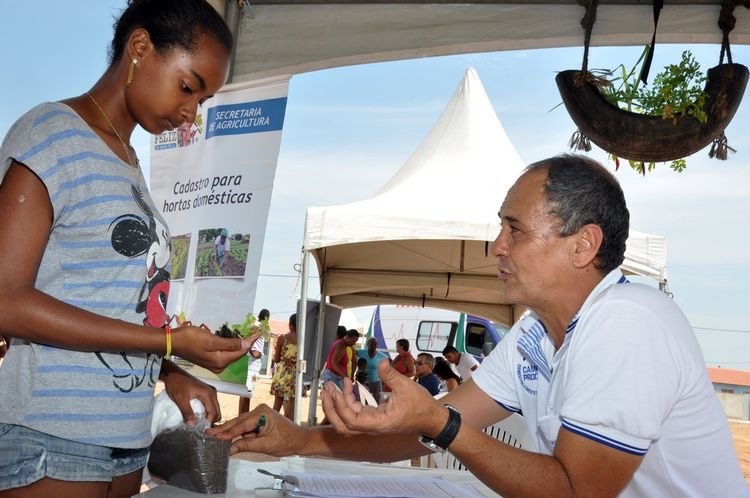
[556, 63, 749, 163]
[559, 0, 749, 167]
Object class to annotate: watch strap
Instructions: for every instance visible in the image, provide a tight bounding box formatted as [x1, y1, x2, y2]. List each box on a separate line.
[421, 404, 461, 451]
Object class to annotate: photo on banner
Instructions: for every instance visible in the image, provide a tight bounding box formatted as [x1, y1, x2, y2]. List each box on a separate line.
[149, 77, 290, 391]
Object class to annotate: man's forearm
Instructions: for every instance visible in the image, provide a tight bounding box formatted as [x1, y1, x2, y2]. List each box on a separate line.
[298, 426, 430, 463]
[448, 423, 573, 498]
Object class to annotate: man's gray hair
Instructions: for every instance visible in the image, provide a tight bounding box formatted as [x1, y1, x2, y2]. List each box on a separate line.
[417, 352, 434, 365]
[526, 154, 629, 274]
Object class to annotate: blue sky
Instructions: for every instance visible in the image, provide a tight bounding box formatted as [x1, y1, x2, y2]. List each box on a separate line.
[2, 2, 749, 367]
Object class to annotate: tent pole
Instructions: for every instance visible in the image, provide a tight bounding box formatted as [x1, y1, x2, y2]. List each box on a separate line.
[308, 277, 327, 426]
[294, 248, 310, 425]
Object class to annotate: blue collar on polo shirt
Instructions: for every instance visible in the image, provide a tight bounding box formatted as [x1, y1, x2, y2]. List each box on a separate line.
[517, 270, 629, 382]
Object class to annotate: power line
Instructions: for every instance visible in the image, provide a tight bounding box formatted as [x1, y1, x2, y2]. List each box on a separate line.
[693, 326, 750, 334]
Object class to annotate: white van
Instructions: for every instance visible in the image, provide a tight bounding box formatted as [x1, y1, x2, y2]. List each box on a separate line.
[366, 304, 510, 362]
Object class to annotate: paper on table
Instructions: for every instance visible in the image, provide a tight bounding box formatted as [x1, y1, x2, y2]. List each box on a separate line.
[281, 472, 484, 497]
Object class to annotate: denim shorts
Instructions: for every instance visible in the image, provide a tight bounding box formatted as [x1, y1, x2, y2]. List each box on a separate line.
[0, 423, 149, 490]
[321, 368, 345, 390]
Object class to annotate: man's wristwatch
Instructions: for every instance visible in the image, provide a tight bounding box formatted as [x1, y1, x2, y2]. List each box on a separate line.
[418, 404, 461, 453]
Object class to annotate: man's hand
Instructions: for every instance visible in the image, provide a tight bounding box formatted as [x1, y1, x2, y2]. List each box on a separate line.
[172, 325, 246, 372]
[206, 404, 305, 456]
[321, 359, 447, 438]
[160, 360, 222, 426]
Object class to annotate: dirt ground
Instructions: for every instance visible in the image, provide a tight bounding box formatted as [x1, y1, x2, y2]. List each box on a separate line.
[730, 420, 750, 484]
[210, 377, 750, 485]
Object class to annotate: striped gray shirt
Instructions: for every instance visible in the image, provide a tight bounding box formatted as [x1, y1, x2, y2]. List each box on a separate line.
[0, 102, 171, 448]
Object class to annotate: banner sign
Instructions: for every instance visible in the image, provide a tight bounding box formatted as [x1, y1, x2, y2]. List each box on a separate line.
[149, 77, 290, 390]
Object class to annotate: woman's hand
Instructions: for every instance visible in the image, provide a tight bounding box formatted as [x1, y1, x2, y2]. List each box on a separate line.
[160, 360, 222, 425]
[240, 332, 262, 351]
[171, 325, 246, 372]
[321, 359, 447, 439]
[206, 404, 305, 456]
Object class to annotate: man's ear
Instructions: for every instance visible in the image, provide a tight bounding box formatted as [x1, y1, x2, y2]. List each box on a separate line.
[572, 223, 603, 269]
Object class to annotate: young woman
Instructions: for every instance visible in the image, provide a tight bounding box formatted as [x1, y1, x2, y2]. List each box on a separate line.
[0, 1, 245, 496]
[433, 360, 462, 393]
[270, 314, 298, 420]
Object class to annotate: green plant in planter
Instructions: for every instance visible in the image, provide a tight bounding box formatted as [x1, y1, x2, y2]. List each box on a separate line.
[590, 47, 708, 174]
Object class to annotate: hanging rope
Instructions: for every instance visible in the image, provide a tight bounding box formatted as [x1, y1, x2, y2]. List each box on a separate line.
[577, 0, 599, 74]
[718, 0, 738, 64]
[638, 0, 664, 85]
[712, 0, 750, 159]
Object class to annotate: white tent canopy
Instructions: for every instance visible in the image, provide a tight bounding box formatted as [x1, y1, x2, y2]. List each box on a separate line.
[302, 68, 667, 326]
[228, 2, 750, 82]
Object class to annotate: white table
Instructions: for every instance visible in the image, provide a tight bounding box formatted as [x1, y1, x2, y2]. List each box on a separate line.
[134, 455, 499, 497]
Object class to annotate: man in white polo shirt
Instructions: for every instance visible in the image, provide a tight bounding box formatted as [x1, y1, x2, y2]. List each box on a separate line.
[442, 345, 479, 381]
[211, 155, 748, 497]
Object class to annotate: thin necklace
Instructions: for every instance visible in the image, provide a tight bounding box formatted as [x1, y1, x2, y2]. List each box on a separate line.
[85, 92, 143, 199]
[85, 92, 137, 169]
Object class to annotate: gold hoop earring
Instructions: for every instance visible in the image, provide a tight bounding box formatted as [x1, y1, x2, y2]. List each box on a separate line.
[126, 58, 138, 87]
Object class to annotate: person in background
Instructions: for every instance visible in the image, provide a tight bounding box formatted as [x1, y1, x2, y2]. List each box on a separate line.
[321, 328, 358, 391]
[0, 1, 246, 496]
[211, 155, 747, 497]
[269, 313, 298, 420]
[433, 360, 461, 393]
[383, 338, 414, 398]
[214, 228, 230, 270]
[357, 337, 389, 403]
[333, 325, 357, 381]
[239, 308, 270, 415]
[346, 329, 359, 380]
[355, 357, 368, 385]
[413, 353, 441, 396]
[442, 345, 479, 381]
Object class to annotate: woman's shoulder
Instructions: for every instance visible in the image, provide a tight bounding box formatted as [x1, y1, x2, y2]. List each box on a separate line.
[9, 102, 83, 134]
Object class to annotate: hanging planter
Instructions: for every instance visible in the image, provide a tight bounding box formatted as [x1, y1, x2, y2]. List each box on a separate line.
[556, 62, 748, 163]
[558, 0, 748, 168]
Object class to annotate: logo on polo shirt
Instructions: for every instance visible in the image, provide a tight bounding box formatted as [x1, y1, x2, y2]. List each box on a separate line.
[517, 363, 538, 396]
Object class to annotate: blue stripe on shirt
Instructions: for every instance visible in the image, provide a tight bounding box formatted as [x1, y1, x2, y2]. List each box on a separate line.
[37, 365, 141, 376]
[59, 216, 119, 229]
[62, 299, 135, 310]
[561, 419, 648, 456]
[63, 280, 142, 290]
[76, 431, 152, 446]
[17, 129, 97, 162]
[24, 410, 151, 423]
[51, 173, 132, 202]
[32, 109, 78, 126]
[58, 240, 114, 250]
[31, 389, 153, 399]
[62, 259, 143, 270]
[41, 151, 122, 182]
[68, 194, 134, 212]
[496, 400, 522, 414]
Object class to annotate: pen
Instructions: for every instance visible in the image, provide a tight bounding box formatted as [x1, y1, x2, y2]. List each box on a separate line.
[254, 414, 266, 434]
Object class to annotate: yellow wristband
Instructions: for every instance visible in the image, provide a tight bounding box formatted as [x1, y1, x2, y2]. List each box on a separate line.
[164, 326, 172, 358]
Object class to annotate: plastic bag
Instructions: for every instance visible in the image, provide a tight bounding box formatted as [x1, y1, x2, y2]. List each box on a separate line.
[148, 418, 231, 494]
